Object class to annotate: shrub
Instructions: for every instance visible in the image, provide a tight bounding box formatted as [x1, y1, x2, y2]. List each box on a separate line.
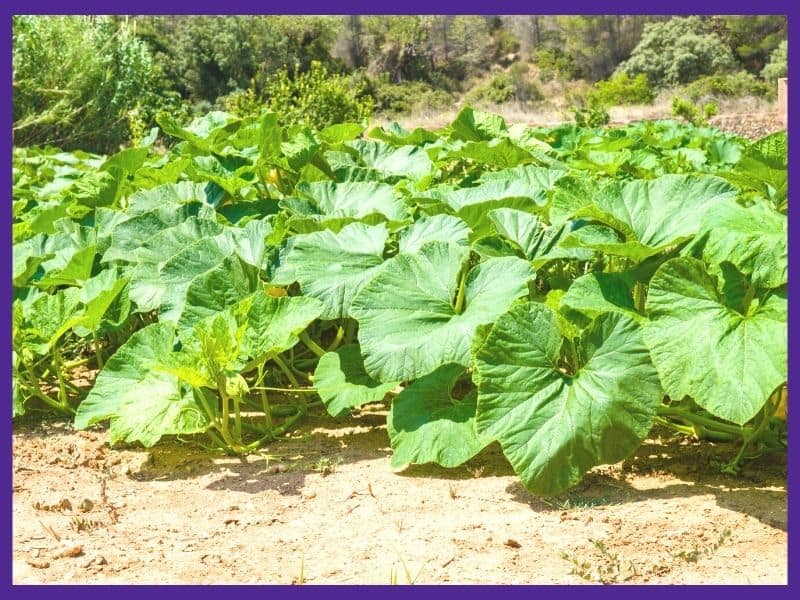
[534, 48, 581, 82]
[136, 16, 343, 105]
[682, 71, 771, 102]
[589, 73, 655, 106]
[465, 73, 515, 105]
[617, 17, 735, 89]
[464, 67, 542, 106]
[218, 85, 264, 118]
[671, 96, 718, 127]
[13, 16, 166, 153]
[761, 41, 787, 83]
[262, 61, 373, 129]
[572, 100, 611, 128]
[371, 79, 455, 115]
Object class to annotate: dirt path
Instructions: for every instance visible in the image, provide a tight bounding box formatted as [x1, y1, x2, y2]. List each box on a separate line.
[13, 408, 786, 585]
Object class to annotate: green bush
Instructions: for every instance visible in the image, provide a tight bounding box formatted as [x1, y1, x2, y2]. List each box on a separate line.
[262, 62, 373, 129]
[465, 73, 515, 105]
[589, 73, 655, 106]
[464, 67, 542, 106]
[618, 17, 735, 89]
[218, 86, 264, 118]
[13, 16, 167, 153]
[761, 40, 787, 83]
[671, 96, 718, 127]
[682, 71, 771, 101]
[572, 101, 611, 128]
[372, 79, 455, 115]
[534, 48, 581, 82]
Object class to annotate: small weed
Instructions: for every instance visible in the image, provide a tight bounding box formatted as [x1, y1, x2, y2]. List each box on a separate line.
[561, 539, 639, 583]
[555, 490, 617, 510]
[389, 555, 427, 584]
[673, 529, 731, 563]
[311, 456, 342, 476]
[561, 550, 594, 581]
[68, 516, 103, 532]
[466, 465, 485, 478]
[448, 484, 458, 499]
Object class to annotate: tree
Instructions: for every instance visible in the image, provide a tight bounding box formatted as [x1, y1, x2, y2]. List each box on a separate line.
[761, 40, 787, 83]
[134, 16, 342, 104]
[617, 16, 735, 89]
[713, 16, 786, 75]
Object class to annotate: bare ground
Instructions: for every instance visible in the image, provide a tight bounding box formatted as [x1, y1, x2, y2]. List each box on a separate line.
[374, 107, 785, 141]
[13, 407, 787, 585]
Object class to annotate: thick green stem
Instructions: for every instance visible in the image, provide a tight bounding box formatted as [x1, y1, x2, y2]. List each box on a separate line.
[232, 394, 243, 442]
[273, 355, 301, 388]
[724, 396, 777, 472]
[453, 261, 469, 315]
[22, 366, 72, 414]
[654, 416, 695, 437]
[217, 385, 247, 453]
[62, 356, 94, 371]
[256, 365, 273, 430]
[344, 320, 357, 345]
[327, 326, 345, 353]
[633, 281, 647, 313]
[205, 429, 235, 455]
[52, 346, 69, 408]
[244, 405, 307, 452]
[299, 332, 326, 359]
[92, 330, 104, 369]
[260, 389, 273, 430]
[657, 405, 748, 438]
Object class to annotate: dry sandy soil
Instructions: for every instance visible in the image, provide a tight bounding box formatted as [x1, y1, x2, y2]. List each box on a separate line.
[13, 406, 786, 585]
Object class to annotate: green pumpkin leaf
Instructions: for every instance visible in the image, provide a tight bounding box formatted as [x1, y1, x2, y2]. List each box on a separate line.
[242, 292, 323, 361]
[74, 323, 210, 447]
[398, 215, 471, 254]
[388, 364, 488, 469]
[687, 199, 786, 289]
[644, 257, 786, 425]
[560, 271, 642, 322]
[473, 303, 662, 496]
[314, 345, 398, 417]
[177, 255, 259, 331]
[350, 241, 534, 382]
[567, 175, 738, 263]
[272, 222, 388, 320]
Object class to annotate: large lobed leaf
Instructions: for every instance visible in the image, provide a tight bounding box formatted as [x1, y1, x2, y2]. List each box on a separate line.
[272, 222, 388, 320]
[388, 364, 488, 469]
[350, 241, 535, 382]
[473, 303, 662, 495]
[644, 257, 786, 425]
[74, 323, 210, 447]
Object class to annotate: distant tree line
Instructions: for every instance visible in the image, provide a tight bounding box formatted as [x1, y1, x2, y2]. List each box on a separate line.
[12, 15, 787, 152]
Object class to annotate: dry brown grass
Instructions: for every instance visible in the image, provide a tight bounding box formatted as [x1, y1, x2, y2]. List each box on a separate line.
[369, 93, 781, 132]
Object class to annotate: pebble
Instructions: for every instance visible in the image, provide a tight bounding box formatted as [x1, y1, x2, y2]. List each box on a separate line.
[52, 543, 83, 559]
[26, 558, 50, 569]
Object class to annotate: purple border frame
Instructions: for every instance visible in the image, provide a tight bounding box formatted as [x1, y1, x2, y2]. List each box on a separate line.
[2, 1, 796, 596]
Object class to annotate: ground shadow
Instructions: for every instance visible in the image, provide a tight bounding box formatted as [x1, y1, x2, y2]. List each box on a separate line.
[125, 408, 393, 495]
[504, 433, 786, 531]
[14, 414, 786, 527]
